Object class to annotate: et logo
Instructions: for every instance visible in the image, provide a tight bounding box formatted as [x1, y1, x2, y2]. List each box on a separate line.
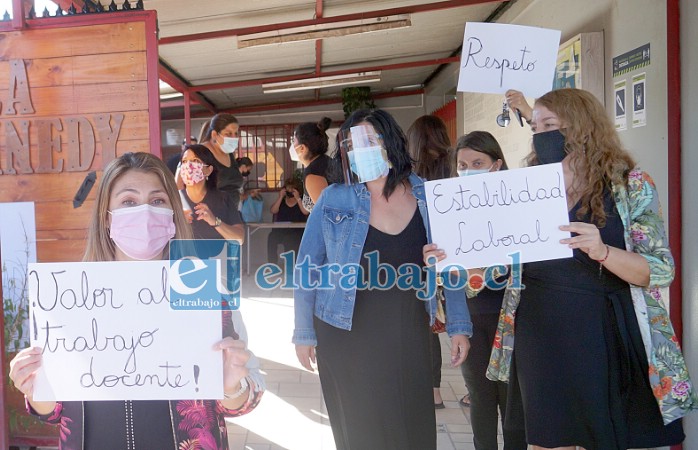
[168, 240, 241, 310]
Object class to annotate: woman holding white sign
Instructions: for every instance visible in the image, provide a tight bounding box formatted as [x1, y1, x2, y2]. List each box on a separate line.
[9, 152, 263, 450]
[485, 89, 694, 449]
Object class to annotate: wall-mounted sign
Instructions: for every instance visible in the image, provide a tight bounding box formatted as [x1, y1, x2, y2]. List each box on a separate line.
[614, 80, 627, 131]
[632, 72, 647, 128]
[612, 43, 650, 77]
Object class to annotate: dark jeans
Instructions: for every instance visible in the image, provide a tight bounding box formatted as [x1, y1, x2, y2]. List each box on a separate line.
[460, 312, 527, 450]
[266, 228, 304, 265]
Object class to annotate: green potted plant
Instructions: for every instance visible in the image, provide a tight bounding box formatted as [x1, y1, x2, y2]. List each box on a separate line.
[341, 86, 376, 118]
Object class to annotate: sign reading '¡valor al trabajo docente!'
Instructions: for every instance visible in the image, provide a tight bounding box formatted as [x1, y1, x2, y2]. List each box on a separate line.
[0, 59, 125, 175]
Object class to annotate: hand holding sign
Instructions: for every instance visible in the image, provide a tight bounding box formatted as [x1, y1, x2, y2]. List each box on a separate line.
[28, 261, 223, 401]
[424, 164, 572, 272]
[457, 23, 561, 98]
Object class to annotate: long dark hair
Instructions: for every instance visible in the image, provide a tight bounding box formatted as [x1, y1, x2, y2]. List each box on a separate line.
[294, 117, 332, 158]
[406, 115, 453, 181]
[183, 144, 218, 190]
[331, 109, 411, 198]
[455, 131, 509, 170]
[199, 113, 238, 143]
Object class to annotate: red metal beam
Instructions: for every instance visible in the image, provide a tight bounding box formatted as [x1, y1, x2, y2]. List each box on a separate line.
[159, 0, 506, 45]
[0, 244, 8, 450]
[188, 56, 459, 93]
[144, 12, 162, 157]
[215, 88, 424, 115]
[667, 0, 681, 446]
[158, 62, 216, 114]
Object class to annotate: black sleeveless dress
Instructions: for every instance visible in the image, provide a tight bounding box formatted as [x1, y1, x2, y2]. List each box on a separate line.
[314, 207, 435, 450]
[507, 191, 684, 449]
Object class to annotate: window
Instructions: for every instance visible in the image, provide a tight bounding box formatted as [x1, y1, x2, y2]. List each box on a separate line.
[238, 124, 299, 190]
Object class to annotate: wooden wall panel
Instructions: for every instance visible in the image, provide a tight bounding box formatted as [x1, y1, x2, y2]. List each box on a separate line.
[0, 22, 146, 59]
[0, 19, 157, 267]
[0, 82, 149, 116]
[0, 52, 147, 88]
[37, 239, 87, 263]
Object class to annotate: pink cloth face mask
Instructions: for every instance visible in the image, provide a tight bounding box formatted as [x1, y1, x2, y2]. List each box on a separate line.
[109, 204, 176, 260]
[180, 160, 206, 186]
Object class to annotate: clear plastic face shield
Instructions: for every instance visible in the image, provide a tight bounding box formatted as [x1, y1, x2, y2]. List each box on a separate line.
[338, 124, 390, 185]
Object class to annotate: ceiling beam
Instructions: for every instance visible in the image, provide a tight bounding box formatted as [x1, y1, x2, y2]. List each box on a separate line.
[215, 89, 424, 115]
[158, 61, 217, 113]
[158, 0, 507, 45]
[188, 56, 459, 93]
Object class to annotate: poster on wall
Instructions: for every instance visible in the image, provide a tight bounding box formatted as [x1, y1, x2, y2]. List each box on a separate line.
[0, 202, 37, 353]
[456, 22, 561, 97]
[632, 73, 647, 128]
[554, 35, 581, 90]
[614, 80, 627, 131]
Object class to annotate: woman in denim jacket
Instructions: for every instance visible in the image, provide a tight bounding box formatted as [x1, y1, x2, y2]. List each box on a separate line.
[293, 109, 471, 450]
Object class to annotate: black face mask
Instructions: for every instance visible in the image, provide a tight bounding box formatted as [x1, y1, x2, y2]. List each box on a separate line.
[240, 171, 251, 177]
[532, 129, 567, 165]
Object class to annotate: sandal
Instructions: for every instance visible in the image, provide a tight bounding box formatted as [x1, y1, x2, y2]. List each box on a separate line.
[459, 395, 471, 407]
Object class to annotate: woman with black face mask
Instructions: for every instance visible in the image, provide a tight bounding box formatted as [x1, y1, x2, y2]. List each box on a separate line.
[485, 88, 694, 450]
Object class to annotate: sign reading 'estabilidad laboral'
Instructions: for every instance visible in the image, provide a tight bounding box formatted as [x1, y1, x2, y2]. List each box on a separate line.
[424, 164, 572, 272]
[457, 22, 561, 98]
[29, 261, 223, 401]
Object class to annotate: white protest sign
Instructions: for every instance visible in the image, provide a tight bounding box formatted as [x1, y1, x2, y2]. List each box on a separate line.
[29, 261, 223, 401]
[457, 22, 561, 97]
[425, 164, 572, 271]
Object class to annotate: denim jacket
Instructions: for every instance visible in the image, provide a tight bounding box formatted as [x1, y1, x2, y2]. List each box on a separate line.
[293, 173, 472, 346]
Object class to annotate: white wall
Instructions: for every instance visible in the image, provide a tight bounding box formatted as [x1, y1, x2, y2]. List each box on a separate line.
[681, 0, 698, 446]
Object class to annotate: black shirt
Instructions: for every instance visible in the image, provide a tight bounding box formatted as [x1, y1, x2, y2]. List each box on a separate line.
[276, 199, 308, 223]
[181, 188, 242, 239]
[302, 154, 330, 211]
[211, 154, 244, 209]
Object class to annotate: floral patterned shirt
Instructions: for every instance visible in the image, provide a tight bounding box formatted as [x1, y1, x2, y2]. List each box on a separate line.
[486, 168, 697, 425]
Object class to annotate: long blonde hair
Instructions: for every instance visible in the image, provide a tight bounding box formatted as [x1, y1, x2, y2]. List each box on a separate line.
[527, 89, 636, 227]
[84, 152, 193, 262]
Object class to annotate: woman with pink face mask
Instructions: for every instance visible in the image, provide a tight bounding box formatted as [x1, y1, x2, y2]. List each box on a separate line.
[180, 144, 245, 241]
[9, 152, 263, 449]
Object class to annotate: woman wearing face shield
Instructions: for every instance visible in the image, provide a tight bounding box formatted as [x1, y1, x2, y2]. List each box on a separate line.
[293, 109, 471, 450]
[480, 89, 693, 449]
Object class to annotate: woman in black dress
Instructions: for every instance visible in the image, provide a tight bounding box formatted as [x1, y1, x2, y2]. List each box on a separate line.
[267, 177, 308, 264]
[489, 89, 693, 449]
[196, 113, 245, 210]
[293, 110, 470, 450]
[292, 117, 332, 211]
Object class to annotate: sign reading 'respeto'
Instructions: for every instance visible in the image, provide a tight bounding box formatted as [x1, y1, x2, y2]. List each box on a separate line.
[29, 261, 223, 401]
[425, 164, 572, 272]
[457, 22, 561, 97]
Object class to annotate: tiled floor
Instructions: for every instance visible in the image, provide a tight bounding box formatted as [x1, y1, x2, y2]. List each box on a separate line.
[228, 273, 502, 450]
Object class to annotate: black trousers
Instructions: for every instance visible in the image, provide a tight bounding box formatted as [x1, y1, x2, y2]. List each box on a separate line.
[266, 228, 304, 264]
[460, 312, 527, 450]
[431, 333, 442, 388]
